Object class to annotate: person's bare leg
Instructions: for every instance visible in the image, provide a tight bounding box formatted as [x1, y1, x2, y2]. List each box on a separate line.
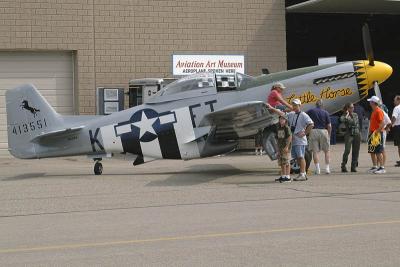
[285, 163, 290, 177]
[299, 157, 306, 174]
[313, 151, 320, 174]
[376, 153, 383, 167]
[313, 151, 319, 164]
[280, 164, 285, 176]
[382, 151, 386, 166]
[370, 153, 377, 167]
[325, 150, 330, 165]
[324, 150, 331, 173]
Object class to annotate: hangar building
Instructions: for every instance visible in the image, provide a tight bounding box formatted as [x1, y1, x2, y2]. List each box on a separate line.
[286, 0, 400, 112]
[0, 0, 287, 154]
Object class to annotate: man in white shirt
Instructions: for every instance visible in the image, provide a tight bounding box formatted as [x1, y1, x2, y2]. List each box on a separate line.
[391, 95, 400, 167]
[381, 106, 392, 168]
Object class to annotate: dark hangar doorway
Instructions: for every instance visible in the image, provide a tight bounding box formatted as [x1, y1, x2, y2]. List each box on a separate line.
[285, 0, 400, 111]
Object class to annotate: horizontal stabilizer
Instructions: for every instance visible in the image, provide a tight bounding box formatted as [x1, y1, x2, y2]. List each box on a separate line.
[31, 126, 84, 143]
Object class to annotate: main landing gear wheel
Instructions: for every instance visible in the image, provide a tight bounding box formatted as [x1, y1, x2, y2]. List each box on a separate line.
[290, 149, 312, 174]
[94, 161, 103, 175]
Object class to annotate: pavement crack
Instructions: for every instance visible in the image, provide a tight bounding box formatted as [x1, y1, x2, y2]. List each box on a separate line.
[0, 192, 380, 219]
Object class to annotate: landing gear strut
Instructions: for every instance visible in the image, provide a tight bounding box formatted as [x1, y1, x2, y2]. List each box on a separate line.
[94, 159, 103, 175]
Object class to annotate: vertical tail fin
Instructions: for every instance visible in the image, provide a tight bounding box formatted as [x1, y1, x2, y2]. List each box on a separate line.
[6, 84, 62, 158]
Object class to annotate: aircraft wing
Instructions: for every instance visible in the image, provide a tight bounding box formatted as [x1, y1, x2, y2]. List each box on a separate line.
[31, 126, 84, 143]
[199, 101, 278, 140]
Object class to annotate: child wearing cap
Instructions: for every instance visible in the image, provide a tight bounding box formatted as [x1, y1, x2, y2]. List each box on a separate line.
[275, 113, 292, 182]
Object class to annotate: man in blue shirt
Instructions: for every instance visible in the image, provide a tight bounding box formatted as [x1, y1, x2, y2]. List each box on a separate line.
[307, 100, 332, 174]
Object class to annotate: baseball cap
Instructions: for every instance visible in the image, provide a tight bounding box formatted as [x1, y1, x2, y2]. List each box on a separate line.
[272, 82, 286, 89]
[279, 113, 288, 121]
[367, 96, 380, 104]
[292, 98, 301, 105]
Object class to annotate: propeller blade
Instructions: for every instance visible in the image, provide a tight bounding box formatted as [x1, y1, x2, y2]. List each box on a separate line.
[374, 81, 382, 103]
[362, 23, 375, 66]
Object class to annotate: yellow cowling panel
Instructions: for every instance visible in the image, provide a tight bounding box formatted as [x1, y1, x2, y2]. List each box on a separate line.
[353, 60, 392, 98]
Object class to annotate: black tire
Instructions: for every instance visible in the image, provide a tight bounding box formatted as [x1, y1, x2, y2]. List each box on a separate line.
[290, 158, 300, 174]
[94, 162, 103, 175]
[262, 128, 279, 161]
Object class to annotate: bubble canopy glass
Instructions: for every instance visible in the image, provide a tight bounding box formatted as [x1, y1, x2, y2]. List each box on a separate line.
[157, 72, 255, 97]
[159, 73, 216, 96]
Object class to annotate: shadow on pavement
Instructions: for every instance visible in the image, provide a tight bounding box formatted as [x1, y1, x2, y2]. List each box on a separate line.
[1, 164, 279, 185]
[2, 172, 46, 181]
[146, 164, 278, 186]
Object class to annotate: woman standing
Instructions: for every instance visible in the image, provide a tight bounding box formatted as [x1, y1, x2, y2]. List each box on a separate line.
[340, 103, 361, 172]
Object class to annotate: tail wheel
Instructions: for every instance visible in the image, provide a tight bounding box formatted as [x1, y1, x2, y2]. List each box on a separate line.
[94, 161, 103, 175]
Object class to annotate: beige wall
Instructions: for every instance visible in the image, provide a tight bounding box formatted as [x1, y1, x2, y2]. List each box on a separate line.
[0, 0, 286, 114]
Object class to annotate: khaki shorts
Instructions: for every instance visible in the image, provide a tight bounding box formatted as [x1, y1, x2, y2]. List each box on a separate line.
[278, 151, 290, 166]
[308, 129, 330, 152]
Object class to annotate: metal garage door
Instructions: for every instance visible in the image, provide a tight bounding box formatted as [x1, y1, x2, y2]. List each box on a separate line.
[0, 51, 74, 156]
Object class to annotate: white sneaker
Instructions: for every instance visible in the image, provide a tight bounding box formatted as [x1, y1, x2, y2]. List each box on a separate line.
[325, 167, 331, 174]
[374, 167, 386, 174]
[314, 168, 321, 175]
[368, 167, 378, 173]
[294, 173, 307, 181]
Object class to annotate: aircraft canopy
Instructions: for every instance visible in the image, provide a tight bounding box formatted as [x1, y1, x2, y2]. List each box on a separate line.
[160, 73, 216, 96]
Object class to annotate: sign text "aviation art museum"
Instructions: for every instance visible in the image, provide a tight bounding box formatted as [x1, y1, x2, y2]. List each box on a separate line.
[173, 55, 245, 76]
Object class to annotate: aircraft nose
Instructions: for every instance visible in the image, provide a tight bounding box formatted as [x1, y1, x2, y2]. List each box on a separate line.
[364, 60, 393, 86]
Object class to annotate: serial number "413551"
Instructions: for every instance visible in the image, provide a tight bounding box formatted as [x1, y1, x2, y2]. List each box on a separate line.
[11, 118, 48, 135]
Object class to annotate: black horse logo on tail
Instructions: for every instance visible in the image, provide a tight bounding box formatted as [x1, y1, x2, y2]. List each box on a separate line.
[21, 100, 40, 117]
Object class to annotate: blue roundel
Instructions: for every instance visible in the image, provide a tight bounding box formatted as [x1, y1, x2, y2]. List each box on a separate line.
[130, 109, 159, 142]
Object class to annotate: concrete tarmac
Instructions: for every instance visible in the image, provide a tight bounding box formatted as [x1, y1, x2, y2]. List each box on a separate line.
[0, 144, 400, 266]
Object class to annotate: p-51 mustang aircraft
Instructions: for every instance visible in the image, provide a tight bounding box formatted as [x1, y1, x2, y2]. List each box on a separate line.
[6, 25, 393, 174]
